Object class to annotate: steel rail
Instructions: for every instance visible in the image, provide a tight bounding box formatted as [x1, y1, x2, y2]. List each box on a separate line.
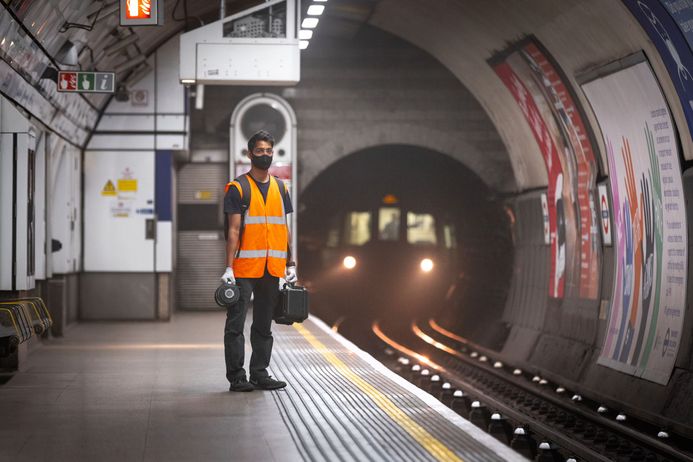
[419, 320, 693, 462]
[372, 321, 615, 462]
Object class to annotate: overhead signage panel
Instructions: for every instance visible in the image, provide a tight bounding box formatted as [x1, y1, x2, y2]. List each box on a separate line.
[57, 72, 115, 94]
[120, 0, 162, 26]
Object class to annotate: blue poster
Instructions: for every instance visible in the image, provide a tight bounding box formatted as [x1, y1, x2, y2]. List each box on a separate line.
[623, 0, 693, 134]
[660, 0, 693, 50]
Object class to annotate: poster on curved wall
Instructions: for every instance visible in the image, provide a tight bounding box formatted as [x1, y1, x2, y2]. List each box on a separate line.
[582, 59, 687, 385]
[489, 37, 601, 300]
[623, 0, 693, 143]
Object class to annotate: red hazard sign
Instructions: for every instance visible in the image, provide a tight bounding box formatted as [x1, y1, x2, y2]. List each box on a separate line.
[125, 0, 151, 19]
[59, 72, 77, 91]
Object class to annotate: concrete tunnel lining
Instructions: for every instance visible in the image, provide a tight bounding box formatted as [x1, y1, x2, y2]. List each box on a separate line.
[368, 0, 693, 189]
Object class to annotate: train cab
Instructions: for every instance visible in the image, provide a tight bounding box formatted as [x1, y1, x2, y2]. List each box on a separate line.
[307, 193, 459, 325]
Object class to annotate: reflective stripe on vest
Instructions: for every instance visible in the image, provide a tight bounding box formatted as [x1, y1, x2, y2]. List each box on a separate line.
[232, 176, 288, 278]
[237, 249, 288, 259]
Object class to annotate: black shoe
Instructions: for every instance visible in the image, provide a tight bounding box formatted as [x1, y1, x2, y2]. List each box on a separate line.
[250, 375, 287, 390]
[229, 376, 254, 392]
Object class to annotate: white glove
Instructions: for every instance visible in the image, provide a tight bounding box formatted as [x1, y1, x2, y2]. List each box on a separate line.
[221, 267, 235, 284]
[285, 266, 297, 284]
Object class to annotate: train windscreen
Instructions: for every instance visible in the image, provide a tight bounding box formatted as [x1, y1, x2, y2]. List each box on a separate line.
[344, 211, 371, 246]
[407, 213, 436, 245]
[378, 207, 401, 241]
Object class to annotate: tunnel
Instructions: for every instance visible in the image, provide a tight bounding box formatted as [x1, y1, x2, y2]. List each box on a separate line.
[297, 144, 513, 350]
[1, 0, 693, 460]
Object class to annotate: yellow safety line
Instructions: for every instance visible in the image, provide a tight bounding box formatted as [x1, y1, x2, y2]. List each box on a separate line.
[293, 323, 464, 462]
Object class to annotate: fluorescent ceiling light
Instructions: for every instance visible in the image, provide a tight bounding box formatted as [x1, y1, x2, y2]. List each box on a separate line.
[299, 29, 313, 40]
[301, 17, 319, 28]
[299, 40, 310, 50]
[307, 5, 324, 15]
[180, 79, 196, 84]
[314, 0, 327, 2]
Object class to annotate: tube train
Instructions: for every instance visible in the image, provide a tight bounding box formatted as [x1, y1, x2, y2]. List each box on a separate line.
[301, 185, 460, 331]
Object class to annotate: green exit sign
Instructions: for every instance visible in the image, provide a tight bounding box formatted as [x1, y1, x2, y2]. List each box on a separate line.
[57, 71, 115, 93]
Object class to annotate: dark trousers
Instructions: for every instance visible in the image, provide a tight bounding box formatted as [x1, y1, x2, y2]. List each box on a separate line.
[224, 269, 279, 382]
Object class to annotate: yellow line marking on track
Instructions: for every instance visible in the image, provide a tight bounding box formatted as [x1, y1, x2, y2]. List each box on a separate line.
[293, 322, 464, 462]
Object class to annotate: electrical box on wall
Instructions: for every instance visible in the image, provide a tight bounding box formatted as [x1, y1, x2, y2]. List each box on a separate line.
[0, 97, 36, 291]
[179, 0, 300, 85]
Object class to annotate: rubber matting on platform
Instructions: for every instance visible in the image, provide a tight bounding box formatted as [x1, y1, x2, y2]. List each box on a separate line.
[269, 319, 512, 462]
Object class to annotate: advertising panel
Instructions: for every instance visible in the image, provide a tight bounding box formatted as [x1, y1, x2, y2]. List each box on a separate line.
[624, 0, 693, 141]
[582, 60, 687, 384]
[490, 38, 601, 299]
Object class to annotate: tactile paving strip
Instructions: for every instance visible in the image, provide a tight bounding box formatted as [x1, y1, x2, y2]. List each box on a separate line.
[268, 320, 513, 462]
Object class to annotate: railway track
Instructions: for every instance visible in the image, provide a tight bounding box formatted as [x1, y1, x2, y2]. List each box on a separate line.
[371, 319, 693, 462]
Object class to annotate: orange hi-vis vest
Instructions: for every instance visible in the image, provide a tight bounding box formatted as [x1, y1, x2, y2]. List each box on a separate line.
[225, 175, 289, 278]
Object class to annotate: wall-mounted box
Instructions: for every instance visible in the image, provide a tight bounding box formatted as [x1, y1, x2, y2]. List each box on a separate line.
[179, 0, 300, 85]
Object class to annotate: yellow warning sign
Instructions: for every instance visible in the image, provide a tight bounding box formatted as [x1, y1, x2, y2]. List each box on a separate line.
[194, 190, 213, 200]
[101, 180, 116, 196]
[117, 179, 138, 192]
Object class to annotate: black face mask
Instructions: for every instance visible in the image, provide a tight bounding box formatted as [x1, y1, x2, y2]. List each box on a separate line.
[250, 154, 272, 170]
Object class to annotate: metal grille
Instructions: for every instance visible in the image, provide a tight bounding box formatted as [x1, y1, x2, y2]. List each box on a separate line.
[178, 162, 227, 204]
[176, 231, 225, 310]
[176, 162, 228, 310]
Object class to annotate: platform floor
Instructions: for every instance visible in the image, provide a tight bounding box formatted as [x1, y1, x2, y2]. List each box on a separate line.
[0, 312, 522, 462]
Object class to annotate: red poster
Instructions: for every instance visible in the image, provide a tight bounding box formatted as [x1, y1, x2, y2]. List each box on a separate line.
[495, 62, 565, 298]
[491, 38, 600, 299]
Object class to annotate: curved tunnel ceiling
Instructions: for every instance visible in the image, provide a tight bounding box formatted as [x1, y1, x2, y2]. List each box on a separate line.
[367, 0, 693, 190]
[6, 0, 691, 193]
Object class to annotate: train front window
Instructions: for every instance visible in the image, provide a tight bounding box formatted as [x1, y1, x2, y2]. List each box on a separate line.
[378, 207, 401, 241]
[443, 224, 457, 249]
[344, 212, 371, 246]
[407, 213, 437, 245]
[326, 215, 340, 248]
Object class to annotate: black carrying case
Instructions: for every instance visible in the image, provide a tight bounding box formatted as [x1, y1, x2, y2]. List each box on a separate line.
[274, 283, 309, 325]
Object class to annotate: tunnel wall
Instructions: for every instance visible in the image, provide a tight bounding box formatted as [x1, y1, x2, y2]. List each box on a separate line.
[497, 186, 693, 432]
[365, 0, 693, 432]
[370, 0, 693, 190]
[190, 26, 514, 194]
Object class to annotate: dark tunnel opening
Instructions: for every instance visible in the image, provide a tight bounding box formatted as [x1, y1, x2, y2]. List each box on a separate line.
[297, 145, 514, 351]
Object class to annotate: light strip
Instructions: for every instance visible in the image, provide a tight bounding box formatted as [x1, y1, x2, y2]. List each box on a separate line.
[301, 17, 319, 29]
[307, 5, 324, 16]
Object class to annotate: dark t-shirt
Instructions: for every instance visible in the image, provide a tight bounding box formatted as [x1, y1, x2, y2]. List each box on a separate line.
[223, 175, 293, 215]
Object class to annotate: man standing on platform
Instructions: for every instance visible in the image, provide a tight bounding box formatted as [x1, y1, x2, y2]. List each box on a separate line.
[221, 130, 296, 392]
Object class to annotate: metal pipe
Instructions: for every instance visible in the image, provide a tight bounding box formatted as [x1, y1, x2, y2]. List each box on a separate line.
[220, 0, 225, 20]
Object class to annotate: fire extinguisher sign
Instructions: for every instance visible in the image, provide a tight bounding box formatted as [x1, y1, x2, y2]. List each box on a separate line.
[57, 72, 115, 93]
[120, 0, 162, 26]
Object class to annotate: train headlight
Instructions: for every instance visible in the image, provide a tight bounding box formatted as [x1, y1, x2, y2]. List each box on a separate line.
[420, 258, 434, 273]
[343, 256, 357, 269]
